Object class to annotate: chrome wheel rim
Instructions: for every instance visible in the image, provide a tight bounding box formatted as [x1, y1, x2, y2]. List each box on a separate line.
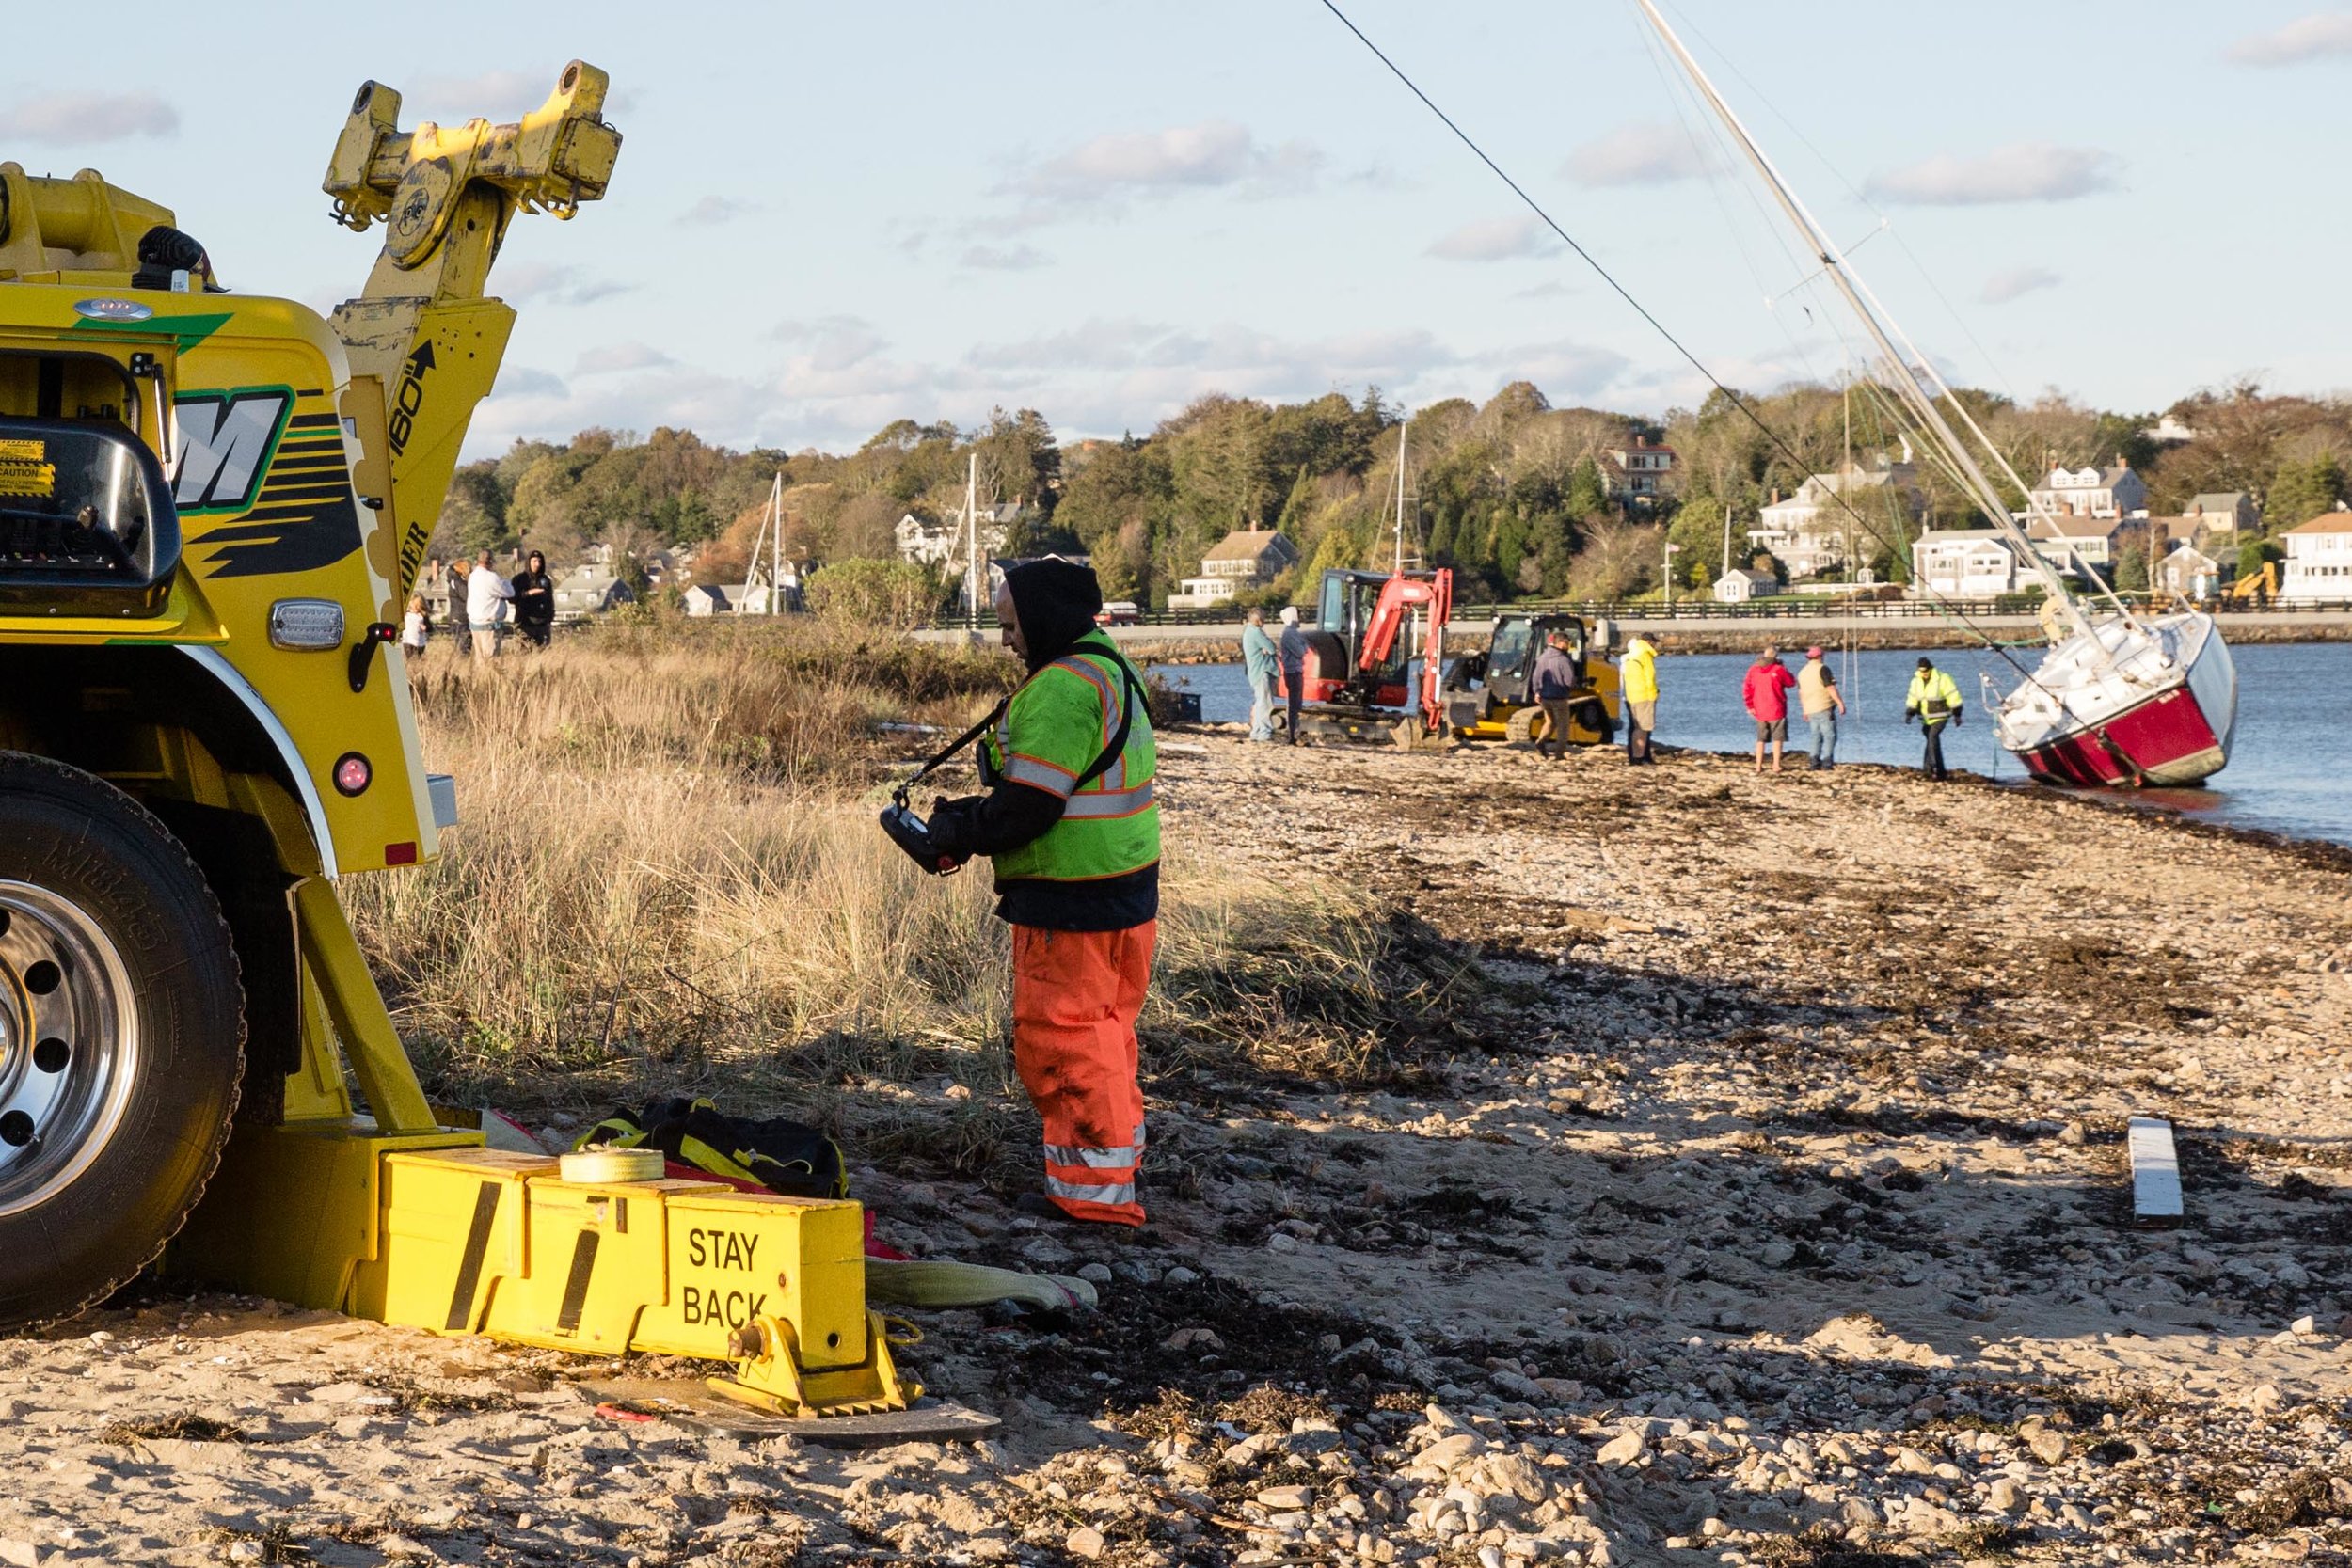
[0, 881, 139, 1216]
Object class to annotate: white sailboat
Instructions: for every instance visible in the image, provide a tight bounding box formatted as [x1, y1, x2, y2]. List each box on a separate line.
[1633, 0, 2235, 785]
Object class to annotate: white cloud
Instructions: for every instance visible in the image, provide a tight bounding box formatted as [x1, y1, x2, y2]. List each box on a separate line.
[405, 69, 549, 120]
[1563, 123, 1711, 187]
[2229, 12, 2352, 64]
[0, 90, 177, 144]
[1427, 215, 1549, 262]
[499, 262, 634, 306]
[1006, 120, 1324, 209]
[1980, 266, 2061, 305]
[468, 319, 1634, 461]
[679, 195, 755, 227]
[491, 365, 567, 398]
[574, 342, 674, 375]
[1865, 143, 2122, 205]
[961, 244, 1050, 272]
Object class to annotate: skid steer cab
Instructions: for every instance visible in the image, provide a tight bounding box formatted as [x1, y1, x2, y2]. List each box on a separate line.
[0, 67, 914, 1422]
[1442, 612, 1622, 745]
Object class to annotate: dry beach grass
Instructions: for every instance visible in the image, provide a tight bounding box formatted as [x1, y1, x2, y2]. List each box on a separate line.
[344, 620, 1427, 1177]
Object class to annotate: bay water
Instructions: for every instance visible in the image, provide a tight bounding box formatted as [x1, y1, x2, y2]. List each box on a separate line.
[1149, 641, 2352, 849]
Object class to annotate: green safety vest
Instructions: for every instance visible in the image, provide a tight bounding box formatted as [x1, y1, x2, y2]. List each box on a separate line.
[982, 635, 1160, 884]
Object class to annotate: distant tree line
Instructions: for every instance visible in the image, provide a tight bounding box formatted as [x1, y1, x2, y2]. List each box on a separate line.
[432, 375, 2352, 608]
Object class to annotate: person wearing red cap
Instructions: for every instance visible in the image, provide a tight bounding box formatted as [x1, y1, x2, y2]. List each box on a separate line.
[1798, 647, 1846, 769]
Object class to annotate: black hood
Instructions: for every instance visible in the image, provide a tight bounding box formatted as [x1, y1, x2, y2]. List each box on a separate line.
[1005, 558, 1103, 671]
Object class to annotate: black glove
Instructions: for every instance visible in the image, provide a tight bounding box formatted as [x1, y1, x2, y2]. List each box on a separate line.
[1951, 712, 1963, 728]
[1904, 711, 1916, 725]
[924, 796, 986, 863]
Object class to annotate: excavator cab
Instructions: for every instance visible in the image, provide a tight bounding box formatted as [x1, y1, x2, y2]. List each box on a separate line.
[1301, 568, 1412, 707]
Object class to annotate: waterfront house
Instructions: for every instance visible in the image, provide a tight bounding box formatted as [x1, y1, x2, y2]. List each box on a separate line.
[2153, 543, 2221, 598]
[1601, 436, 1677, 509]
[1749, 455, 1921, 578]
[553, 565, 634, 621]
[683, 583, 735, 616]
[2185, 492, 2258, 535]
[2281, 512, 2352, 603]
[2028, 460, 2146, 520]
[2025, 514, 2124, 574]
[1168, 529, 1298, 610]
[896, 502, 1025, 574]
[1712, 567, 1778, 604]
[1913, 530, 2022, 598]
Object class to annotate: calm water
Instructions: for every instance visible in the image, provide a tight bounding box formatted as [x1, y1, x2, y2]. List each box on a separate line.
[1150, 641, 2352, 848]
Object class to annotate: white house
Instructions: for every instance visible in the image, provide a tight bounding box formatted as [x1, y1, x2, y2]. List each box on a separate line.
[2281, 511, 2352, 602]
[896, 501, 1026, 573]
[2024, 514, 2124, 574]
[1168, 529, 1299, 610]
[1750, 457, 1920, 578]
[553, 566, 634, 621]
[2028, 461, 2147, 520]
[2153, 543, 2220, 598]
[683, 583, 735, 617]
[1713, 567, 1777, 604]
[1913, 530, 2021, 599]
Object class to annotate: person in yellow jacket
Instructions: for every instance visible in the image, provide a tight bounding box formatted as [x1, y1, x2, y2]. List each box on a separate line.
[926, 560, 1159, 1228]
[1620, 631, 1661, 765]
[1903, 657, 1964, 781]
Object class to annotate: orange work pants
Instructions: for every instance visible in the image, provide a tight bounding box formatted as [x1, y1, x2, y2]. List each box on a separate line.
[1010, 922, 1154, 1227]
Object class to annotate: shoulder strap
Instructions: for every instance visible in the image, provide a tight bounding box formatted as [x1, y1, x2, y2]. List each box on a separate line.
[1063, 646, 1151, 794]
[892, 644, 1150, 804]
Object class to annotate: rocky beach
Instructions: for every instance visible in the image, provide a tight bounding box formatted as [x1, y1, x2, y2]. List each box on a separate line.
[4, 734, 2348, 1567]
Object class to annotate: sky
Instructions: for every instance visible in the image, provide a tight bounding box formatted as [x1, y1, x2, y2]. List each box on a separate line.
[7, 1, 2348, 459]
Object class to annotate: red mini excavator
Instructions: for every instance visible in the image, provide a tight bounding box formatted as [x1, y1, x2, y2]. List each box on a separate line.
[1279, 566, 1453, 745]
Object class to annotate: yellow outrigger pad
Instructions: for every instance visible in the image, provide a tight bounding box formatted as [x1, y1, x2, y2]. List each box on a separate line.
[180, 1139, 914, 1419]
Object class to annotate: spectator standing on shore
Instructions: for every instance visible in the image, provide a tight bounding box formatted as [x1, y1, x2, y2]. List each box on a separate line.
[1741, 645, 1799, 773]
[512, 550, 555, 648]
[466, 548, 513, 660]
[1904, 657, 1963, 780]
[1532, 629, 1580, 760]
[1240, 608, 1279, 742]
[400, 594, 428, 657]
[1798, 645, 1846, 770]
[1621, 630, 1660, 765]
[1278, 606, 1309, 744]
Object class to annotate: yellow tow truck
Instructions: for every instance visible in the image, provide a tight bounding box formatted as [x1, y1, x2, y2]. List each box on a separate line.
[0, 67, 909, 1419]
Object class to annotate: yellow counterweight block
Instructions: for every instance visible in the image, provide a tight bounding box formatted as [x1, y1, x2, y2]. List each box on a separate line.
[350, 1148, 915, 1418]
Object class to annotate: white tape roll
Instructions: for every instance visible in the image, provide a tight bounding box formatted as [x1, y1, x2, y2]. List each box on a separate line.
[558, 1148, 666, 1184]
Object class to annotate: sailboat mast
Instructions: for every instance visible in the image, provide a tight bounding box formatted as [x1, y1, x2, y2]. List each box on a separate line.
[963, 452, 980, 627]
[1630, 0, 2090, 638]
[769, 470, 785, 617]
[1393, 418, 1408, 576]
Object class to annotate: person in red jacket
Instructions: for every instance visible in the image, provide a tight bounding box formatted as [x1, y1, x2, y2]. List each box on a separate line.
[1741, 645, 1800, 774]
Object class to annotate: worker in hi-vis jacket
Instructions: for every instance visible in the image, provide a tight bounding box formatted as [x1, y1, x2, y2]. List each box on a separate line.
[1904, 657, 1964, 781]
[926, 560, 1159, 1227]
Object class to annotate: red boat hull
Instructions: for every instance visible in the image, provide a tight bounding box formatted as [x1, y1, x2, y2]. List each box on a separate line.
[2015, 680, 2223, 787]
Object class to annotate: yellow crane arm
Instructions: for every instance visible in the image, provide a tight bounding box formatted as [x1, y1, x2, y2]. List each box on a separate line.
[321, 62, 621, 611]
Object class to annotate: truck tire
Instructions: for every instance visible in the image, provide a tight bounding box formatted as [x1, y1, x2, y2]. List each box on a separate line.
[0, 752, 245, 1326]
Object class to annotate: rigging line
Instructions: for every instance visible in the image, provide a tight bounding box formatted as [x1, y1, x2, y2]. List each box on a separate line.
[1627, 9, 1808, 315]
[1314, 0, 2038, 676]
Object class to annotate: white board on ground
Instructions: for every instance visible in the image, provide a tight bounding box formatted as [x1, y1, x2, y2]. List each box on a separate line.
[2127, 1117, 2184, 1225]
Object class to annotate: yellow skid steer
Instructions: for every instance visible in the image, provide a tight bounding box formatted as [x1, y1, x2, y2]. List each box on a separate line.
[0, 65, 910, 1421]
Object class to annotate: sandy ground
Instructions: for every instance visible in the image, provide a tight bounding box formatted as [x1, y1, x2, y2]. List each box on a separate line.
[6, 734, 2352, 1567]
